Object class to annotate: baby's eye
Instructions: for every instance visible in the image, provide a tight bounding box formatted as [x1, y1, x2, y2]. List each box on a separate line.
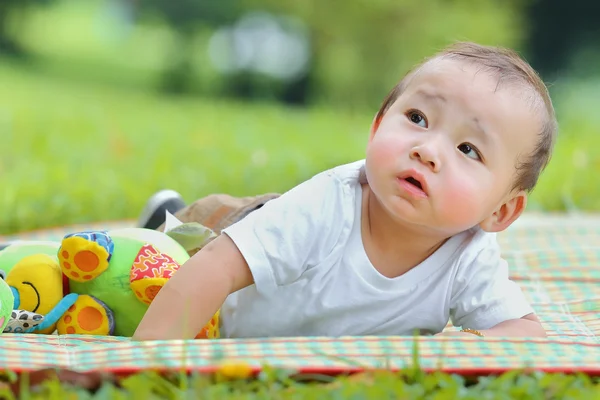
[407, 110, 427, 128]
[458, 143, 481, 161]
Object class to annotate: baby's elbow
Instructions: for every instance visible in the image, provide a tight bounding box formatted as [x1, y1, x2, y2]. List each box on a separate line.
[131, 332, 154, 342]
[132, 328, 163, 342]
[521, 313, 547, 337]
[531, 322, 547, 338]
[526, 323, 547, 338]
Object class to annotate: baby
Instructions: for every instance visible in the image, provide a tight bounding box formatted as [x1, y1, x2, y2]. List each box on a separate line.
[134, 41, 557, 340]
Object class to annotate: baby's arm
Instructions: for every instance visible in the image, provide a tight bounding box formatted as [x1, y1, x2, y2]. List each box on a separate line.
[132, 234, 253, 341]
[438, 313, 546, 337]
[447, 232, 547, 338]
[478, 313, 545, 336]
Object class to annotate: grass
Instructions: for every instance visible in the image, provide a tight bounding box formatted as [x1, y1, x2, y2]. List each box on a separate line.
[0, 0, 598, 235]
[0, 58, 599, 235]
[2, 365, 599, 399]
[0, 59, 370, 234]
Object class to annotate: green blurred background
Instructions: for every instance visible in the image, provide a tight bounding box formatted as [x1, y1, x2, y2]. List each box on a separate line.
[0, 0, 598, 234]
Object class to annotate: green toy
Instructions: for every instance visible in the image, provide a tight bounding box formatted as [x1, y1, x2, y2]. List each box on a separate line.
[0, 277, 14, 332]
[0, 213, 221, 338]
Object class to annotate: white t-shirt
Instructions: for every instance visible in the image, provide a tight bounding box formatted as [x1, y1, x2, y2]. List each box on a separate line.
[220, 160, 533, 338]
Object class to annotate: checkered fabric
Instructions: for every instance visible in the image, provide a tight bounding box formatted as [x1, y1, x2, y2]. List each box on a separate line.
[0, 213, 598, 375]
[0, 335, 598, 375]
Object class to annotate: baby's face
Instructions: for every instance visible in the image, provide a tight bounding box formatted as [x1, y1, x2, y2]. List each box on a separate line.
[365, 58, 540, 236]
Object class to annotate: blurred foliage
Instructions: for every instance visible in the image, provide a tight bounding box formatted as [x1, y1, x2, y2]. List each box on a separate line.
[6, 0, 597, 110]
[0, 56, 599, 234]
[0, 0, 599, 233]
[241, 0, 527, 108]
[33, 0, 526, 108]
[0, 0, 52, 55]
[3, 0, 600, 109]
[134, 0, 244, 94]
[133, 0, 529, 108]
[3, 367, 600, 399]
[138, 0, 241, 32]
[525, 0, 600, 80]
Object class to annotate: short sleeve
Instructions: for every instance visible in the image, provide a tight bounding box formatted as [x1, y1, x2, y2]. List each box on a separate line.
[221, 170, 349, 295]
[449, 233, 534, 330]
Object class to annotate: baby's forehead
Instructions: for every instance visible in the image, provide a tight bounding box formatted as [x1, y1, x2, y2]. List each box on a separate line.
[406, 58, 543, 115]
[411, 58, 512, 89]
[405, 58, 541, 146]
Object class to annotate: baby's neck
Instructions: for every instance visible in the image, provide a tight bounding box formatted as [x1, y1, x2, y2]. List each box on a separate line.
[360, 184, 450, 279]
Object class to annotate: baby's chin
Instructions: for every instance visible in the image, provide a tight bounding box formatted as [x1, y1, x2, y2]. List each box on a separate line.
[421, 209, 489, 236]
[378, 204, 459, 236]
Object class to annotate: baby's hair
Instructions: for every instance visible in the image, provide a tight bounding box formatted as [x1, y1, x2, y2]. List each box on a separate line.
[375, 42, 558, 193]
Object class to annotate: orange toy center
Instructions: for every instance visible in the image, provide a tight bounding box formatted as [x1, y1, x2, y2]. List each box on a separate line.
[74, 250, 100, 272]
[77, 307, 103, 331]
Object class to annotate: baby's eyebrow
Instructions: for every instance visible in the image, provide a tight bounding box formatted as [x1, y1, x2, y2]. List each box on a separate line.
[471, 117, 493, 146]
[415, 89, 447, 104]
[413, 88, 494, 146]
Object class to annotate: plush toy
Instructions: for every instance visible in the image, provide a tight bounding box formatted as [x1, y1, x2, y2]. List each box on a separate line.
[0, 277, 13, 332]
[0, 214, 220, 338]
[3, 253, 72, 334]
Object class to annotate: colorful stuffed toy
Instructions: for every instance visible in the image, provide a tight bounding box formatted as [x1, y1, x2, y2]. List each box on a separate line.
[3, 253, 71, 334]
[0, 213, 220, 338]
[0, 277, 13, 332]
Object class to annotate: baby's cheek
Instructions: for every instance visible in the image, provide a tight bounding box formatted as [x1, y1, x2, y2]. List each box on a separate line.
[368, 137, 407, 163]
[436, 177, 487, 227]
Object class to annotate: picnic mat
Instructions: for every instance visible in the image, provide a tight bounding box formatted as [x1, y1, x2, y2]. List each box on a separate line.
[0, 213, 599, 376]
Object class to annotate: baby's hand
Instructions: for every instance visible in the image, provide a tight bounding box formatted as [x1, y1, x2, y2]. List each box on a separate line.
[435, 330, 481, 337]
[435, 314, 546, 338]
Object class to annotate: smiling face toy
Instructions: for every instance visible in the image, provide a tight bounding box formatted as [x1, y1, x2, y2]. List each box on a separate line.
[4, 254, 65, 334]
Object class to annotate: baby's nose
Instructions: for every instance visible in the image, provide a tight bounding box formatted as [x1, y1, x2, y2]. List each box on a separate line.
[410, 147, 440, 172]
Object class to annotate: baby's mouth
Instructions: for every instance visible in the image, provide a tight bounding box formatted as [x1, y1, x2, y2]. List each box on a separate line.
[397, 171, 429, 198]
[404, 177, 423, 191]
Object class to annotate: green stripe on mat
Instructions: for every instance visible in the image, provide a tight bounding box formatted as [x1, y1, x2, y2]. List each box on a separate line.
[0, 213, 599, 375]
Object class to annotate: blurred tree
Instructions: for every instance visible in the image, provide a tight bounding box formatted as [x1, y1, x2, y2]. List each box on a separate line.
[241, 0, 528, 109]
[0, 0, 53, 56]
[134, 0, 244, 93]
[525, 0, 600, 80]
[205, 11, 314, 104]
[131, 0, 527, 108]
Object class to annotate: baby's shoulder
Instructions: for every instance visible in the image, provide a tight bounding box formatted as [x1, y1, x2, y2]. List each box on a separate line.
[268, 160, 364, 228]
[321, 159, 365, 186]
[449, 227, 504, 272]
[290, 160, 363, 209]
[461, 226, 500, 251]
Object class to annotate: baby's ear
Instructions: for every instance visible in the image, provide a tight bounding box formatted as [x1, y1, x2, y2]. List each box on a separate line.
[480, 191, 527, 233]
[369, 113, 383, 142]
